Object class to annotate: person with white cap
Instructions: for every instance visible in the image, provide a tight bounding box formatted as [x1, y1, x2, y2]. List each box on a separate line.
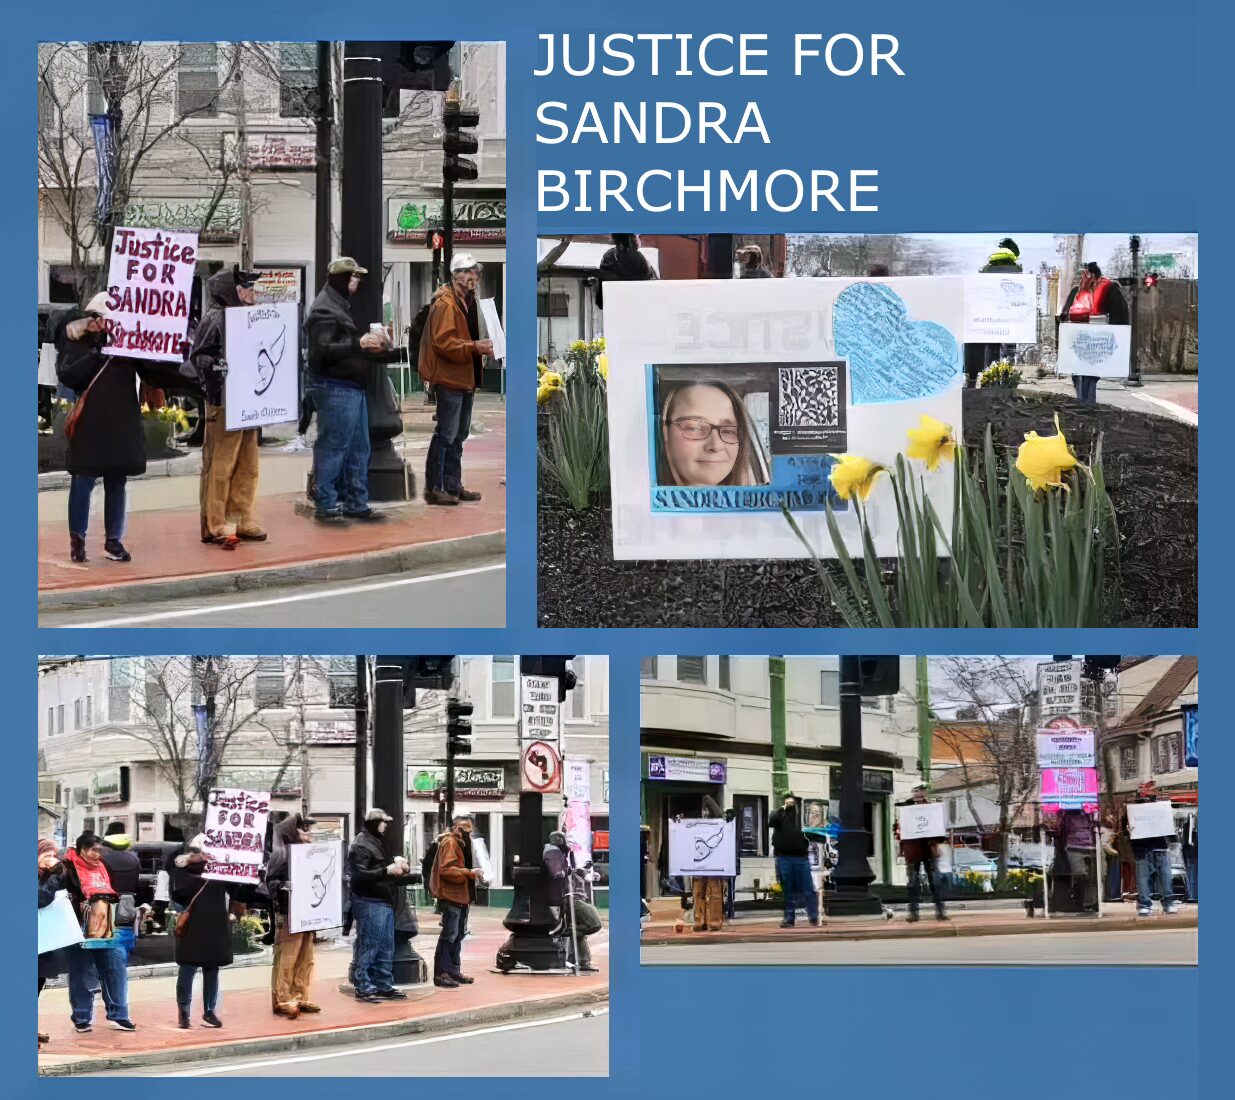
[53, 290, 148, 563]
[346, 808, 413, 1003]
[418, 253, 494, 505]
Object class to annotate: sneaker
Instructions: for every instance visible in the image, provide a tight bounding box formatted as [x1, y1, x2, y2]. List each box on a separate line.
[449, 974, 475, 985]
[1165, 904, 1181, 915]
[433, 975, 460, 989]
[577, 964, 600, 973]
[237, 527, 268, 541]
[70, 534, 87, 563]
[354, 992, 381, 1004]
[808, 917, 820, 926]
[73, 1022, 92, 1034]
[297, 1002, 322, 1014]
[778, 921, 794, 929]
[201, 1012, 223, 1028]
[936, 912, 950, 922]
[1137, 908, 1151, 917]
[906, 912, 921, 923]
[425, 489, 460, 506]
[314, 512, 348, 525]
[345, 509, 389, 522]
[109, 1019, 137, 1031]
[375, 988, 408, 999]
[456, 489, 482, 502]
[103, 538, 131, 562]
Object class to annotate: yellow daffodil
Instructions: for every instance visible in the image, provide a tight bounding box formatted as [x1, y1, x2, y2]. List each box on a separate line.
[829, 454, 886, 501]
[1015, 414, 1079, 491]
[537, 359, 548, 376]
[597, 353, 609, 381]
[537, 371, 564, 406]
[905, 414, 956, 472]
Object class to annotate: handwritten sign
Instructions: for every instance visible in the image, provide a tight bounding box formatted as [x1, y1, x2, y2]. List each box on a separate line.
[1058, 323, 1132, 379]
[288, 841, 342, 933]
[964, 274, 1037, 343]
[1038, 660, 1082, 719]
[1036, 729, 1096, 769]
[1040, 768, 1098, 813]
[520, 675, 561, 742]
[254, 268, 302, 304]
[897, 802, 947, 841]
[1126, 800, 1176, 840]
[479, 297, 506, 361]
[668, 818, 736, 877]
[103, 226, 198, 362]
[224, 302, 300, 430]
[202, 787, 270, 884]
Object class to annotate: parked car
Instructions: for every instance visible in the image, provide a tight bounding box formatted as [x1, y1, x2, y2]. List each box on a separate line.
[936, 845, 998, 888]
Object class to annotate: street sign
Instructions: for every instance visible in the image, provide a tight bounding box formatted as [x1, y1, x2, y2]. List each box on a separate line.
[1142, 253, 1177, 271]
[521, 740, 562, 793]
[1037, 660, 1082, 718]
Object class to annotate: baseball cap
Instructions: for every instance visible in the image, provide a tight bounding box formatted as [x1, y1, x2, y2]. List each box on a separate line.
[328, 256, 369, 276]
[366, 807, 394, 824]
[450, 252, 481, 273]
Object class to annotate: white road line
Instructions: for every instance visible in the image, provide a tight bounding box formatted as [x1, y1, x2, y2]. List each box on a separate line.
[61, 562, 506, 628]
[163, 1006, 609, 1076]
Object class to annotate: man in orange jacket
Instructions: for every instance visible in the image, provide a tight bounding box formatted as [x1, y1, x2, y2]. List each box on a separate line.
[418, 254, 494, 505]
[429, 814, 483, 987]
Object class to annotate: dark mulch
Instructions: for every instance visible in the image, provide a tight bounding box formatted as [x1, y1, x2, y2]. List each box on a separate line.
[537, 388, 1198, 628]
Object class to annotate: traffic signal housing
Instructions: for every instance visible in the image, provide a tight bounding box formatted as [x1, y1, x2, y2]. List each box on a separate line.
[857, 656, 900, 697]
[443, 99, 480, 183]
[446, 698, 474, 757]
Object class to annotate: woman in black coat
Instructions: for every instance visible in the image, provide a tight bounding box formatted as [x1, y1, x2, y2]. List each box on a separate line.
[38, 838, 70, 1047]
[170, 835, 233, 1029]
[54, 292, 148, 564]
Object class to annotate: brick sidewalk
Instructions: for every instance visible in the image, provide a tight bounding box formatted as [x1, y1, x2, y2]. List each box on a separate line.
[38, 912, 607, 1075]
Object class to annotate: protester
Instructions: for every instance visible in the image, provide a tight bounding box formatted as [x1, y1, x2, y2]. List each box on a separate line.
[1178, 808, 1198, 903]
[170, 834, 231, 1029]
[737, 243, 774, 278]
[54, 291, 148, 564]
[430, 813, 482, 987]
[100, 823, 140, 960]
[896, 785, 948, 923]
[303, 257, 405, 525]
[543, 830, 600, 970]
[418, 254, 494, 506]
[594, 233, 657, 308]
[61, 831, 135, 1032]
[688, 797, 726, 932]
[723, 807, 741, 921]
[964, 237, 1023, 387]
[768, 793, 820, 928]
[263, 813, 321, 1019]
[1050, 809, 1098, 912]
[38, 838, 70, 1047]
[346, 808, 412, 1003]
[190, 265, 265, 549]
[1057, 260, 1130, 404]
[1128, 782, 1179, 916]
[1100, 811, 1122, 902]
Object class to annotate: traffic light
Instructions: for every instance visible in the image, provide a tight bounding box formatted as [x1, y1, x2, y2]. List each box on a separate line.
[857, 656, 899, 697]
[520, 656, 576, 701]
[411, 656, 456, 690]
[446, 698, 474, 757]
[443, 98, 480, 183]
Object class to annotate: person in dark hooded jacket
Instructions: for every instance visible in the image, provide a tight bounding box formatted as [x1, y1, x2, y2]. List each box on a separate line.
[346, 808, 413, 1002]
[688, 796, 727, 932]
[594, 233, 657, 309]
[262, 813, 319, 1019]
[170, 833, 232, 1029]
[189, 265, 265, 549]
[101, 823, 140, 959]
[964, 237, 1024, 388]
[55, 291, 150, 564]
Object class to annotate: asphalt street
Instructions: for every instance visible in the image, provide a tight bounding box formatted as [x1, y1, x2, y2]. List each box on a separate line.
[41, 557, 506, 628]
[641, 928, 1197, 967]
[83, 1008, 608, 1077]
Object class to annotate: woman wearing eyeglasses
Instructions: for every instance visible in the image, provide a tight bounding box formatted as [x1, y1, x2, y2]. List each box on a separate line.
[656, 380, 769, 487]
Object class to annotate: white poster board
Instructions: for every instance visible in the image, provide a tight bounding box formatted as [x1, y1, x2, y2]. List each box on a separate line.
[478, 297, 506, 361]
[202, 788, 270, 884]
[39, 892, 85, 954]
[668, 818, 736, 877]
[224, 302, 300, 430]
[1058, 322, 1132, 379]
[520, 675, 561, 742]
[1036, 729, 1096, 769]
[1126, 800, 1176, 840]
[472, 837, 496, 884]
[288, 840, 342, 933]
[963, 274, 1037, 343]
[102, 226, 198, 362]
[563, 758, 593, 866]
[897, 802, 947, 841]
[1038, 660, 1083, 718]
[604, 277, 964, 560]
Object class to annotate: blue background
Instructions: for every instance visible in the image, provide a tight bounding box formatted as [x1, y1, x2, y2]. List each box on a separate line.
[6, 0, 1219, 1095]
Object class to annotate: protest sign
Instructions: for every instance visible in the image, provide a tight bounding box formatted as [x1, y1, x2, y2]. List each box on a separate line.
[38, 892, 84, 954]
[563, 758, 593, 866]
[520, 674, 561, 742]
[1040, 768, 1099, 812]
[604, 276, 964, 560]
[1037, 660, 1083, 718]
[472, 837, 496, 884]
[288, 841, 342, 933]
[1058, 322, 1132, 379]
[668, 818, 736, 877]
[202, 787, 270, 884]
[963, 274, 1037, 343]
[253, 268, 302, 303]
[1036, 729, 1096, 769]
[897, 802, 947, 841]
[1126, 800, 1176, 840]
[224, 302, 300, 430]
[479, 297, 506, 361]
[102, 226, 198, 362]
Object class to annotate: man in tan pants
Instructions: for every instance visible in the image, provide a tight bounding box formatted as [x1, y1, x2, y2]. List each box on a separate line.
[263, 813, 321, 1019]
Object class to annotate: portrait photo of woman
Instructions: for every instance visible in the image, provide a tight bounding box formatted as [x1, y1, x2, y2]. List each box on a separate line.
[654, 378, 771, 487]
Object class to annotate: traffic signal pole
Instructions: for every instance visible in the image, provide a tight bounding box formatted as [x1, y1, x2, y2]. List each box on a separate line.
[441, 90, 480, 276]
[1127, 234, 1143, 387]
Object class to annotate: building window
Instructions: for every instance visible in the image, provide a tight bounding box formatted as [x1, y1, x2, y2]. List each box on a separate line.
[57, 705, 65, 735]
[821, 670, 839, 707]
[1119, 744, 1138, 780]
[38, 79, 58, 129]
[85, 695, 92, 726]
[278, 42, 318, 117]
[640, 656, 658, 680]
[327, 657, 356, 708]
[733, 794, 767, 857]
[254, 656, 287, 707]
[178, 43, 220, 117]
[718, 656, 731, 691]
[567, 657, 587, 720]
[491, 657, 515, 719]
[677, 656, 706, 684]
[47, 706, 54, 736]
[74, 698, 83, 729]
[1152, 733, 1181, 775]
[144, 661, 169, 722]
[109, 660, 131, 723]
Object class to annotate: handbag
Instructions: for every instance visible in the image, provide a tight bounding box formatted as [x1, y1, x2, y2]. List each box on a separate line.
[175, 884, 205, 939]
[63, 361, 108, 441]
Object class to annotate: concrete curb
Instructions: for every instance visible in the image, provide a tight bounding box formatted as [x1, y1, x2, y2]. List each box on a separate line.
[641, 911, 1198, 948]
[38, 530, 506, 612]
[38, 987, 608, 1077]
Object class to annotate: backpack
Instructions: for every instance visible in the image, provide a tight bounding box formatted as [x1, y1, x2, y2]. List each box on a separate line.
[420, 838, 439, 898]
[407, 302, 432, 372]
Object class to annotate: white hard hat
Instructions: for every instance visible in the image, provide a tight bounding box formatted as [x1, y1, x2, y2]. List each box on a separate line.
[450, 252, 480, 273]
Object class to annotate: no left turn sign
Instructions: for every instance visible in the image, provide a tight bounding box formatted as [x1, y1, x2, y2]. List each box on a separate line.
[521, 740, 562, 793]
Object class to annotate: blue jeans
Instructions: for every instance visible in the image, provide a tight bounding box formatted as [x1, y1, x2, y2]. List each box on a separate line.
[1106, 853, 1123, 901]
[68, 474, 126, 540]
[1072, 374, 1098, 404]
[310, 381, 371, 516]
[1184, 846, 1198, 902]
[425, 388, 473, 494]
[434, 901, 469, 978]
[775, 856, 819, 925]
[68, 944, 129, 1026]
[351, 897, 396, 995]
[1135, 849, 1174, 910]
[725, 877, 737, 920]
[176, 964, 220, 1013]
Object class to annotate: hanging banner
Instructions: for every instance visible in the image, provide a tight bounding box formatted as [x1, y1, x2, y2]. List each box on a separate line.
[1183, 705, 1198, 767]
[1036, 729, 1096, 769]
[563, 758, 593, 866]
[963, 274, 1037, 343]
[520, 675, 562, 743]
[90, 114, 117, 225]
[1057, 323, 1132, 379]
[202, 787, 270, 884]
[1040, 768, 1099, 813]
[102, 226, 198, 362]
[668, 818, 736, 877]
[1126, 800, 1177, 840]
[287, 841, 342, 933]
[1037, 660, 1083, 718]
[223, 302, 300, 430]
[897, 802, 947, 841]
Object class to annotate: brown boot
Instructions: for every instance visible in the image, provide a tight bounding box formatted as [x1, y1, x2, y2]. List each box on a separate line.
[297, 1002, 322, 1014]
[273, 1003, 301, 1020]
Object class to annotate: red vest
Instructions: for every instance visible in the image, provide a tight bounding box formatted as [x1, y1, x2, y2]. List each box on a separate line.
[1068, 278, 1113, 321]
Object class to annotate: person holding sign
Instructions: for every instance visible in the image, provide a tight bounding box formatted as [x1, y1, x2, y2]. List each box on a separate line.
[895, 785, 948, 923]
[1126, 781, 1180, 917]
[262, 813, 321, 1019]
[303, 258, 405, 524]
[170, 835, 232, 1030]
[1056, 262, 1129, 405]
[963, 237, 1022, 388]
[429, 814, 483, 987]
[190, 266, 266, 550]
[688, 797, 726, 932]
[38, 838, 71, 1047]
[769, 793, 820, 928]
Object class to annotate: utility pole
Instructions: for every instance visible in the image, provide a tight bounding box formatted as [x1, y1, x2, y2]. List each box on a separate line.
[1126, 234, 1144, 387]
[769, 657, 788, 801]
[916, 656, 933, 787]
[353, 655, 368, 841]
[233, 55, 254, 271]
[313, 41, 333, 294]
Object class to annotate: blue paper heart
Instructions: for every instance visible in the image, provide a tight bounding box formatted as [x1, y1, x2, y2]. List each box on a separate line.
[833, 283, 960, 405]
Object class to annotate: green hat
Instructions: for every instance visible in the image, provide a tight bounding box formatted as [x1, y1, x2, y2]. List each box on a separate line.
[328, 256, 368, 276]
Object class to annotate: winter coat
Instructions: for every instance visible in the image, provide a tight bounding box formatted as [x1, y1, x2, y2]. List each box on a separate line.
[418, 284, 482, 393]
[101, 839, 141, 897]
[543, 842, 571, 906]
[740, 264, 773, 279]
[171, 862, 233, 968]
[262, 814, 310, 916]
[54, 310, 148, 479]
[429, 829, 476, 907]
[304, 283, 401, 389]
[348, 827, 400, 906]
[189, 268, 245, 406]
[595, 245, 656, 308]
[769, 807, 809, 858]
[38, 865, 71, 979]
